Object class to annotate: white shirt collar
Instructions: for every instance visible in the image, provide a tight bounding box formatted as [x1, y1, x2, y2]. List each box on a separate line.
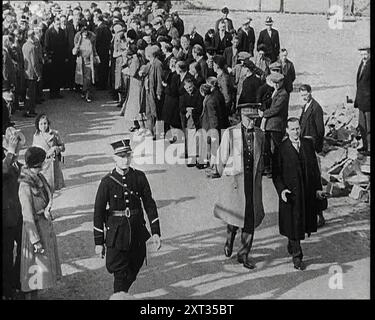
[304, 98, 313, 112]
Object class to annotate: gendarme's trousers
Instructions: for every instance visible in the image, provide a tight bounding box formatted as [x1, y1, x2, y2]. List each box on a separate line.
[358, 110, 371, 151]
[106, 241, 146, 293]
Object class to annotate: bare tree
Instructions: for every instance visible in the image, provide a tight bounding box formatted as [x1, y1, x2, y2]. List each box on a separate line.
[280, 0, 285, 12]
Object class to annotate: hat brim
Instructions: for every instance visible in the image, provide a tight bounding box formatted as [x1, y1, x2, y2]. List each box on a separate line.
[114, 150, 133, 157]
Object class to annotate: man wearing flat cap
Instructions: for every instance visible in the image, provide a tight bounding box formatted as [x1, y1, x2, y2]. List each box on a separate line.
[258, 72, 289, 177]
[93, 138, 161, 297]
[257, 16, 280, 63]
[254, 44, 271, 82]
[214, 102, 265, 269]
[354, 46, 371, 156]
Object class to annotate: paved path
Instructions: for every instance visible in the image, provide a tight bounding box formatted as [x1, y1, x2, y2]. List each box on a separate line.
[13, 89, 370, 300]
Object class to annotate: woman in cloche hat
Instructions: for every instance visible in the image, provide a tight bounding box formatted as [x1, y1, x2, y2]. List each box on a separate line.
[18, 146, 62, 300]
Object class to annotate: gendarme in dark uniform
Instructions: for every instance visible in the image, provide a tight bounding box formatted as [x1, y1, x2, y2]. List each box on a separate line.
[93, 139, 161, 295]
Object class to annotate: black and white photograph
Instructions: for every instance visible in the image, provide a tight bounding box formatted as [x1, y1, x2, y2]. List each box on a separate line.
[2, 0, 371, 305]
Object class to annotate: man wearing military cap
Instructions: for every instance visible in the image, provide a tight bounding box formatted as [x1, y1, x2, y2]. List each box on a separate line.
[213, 102, 265, 269]
[93, 138, 161, 297]
[257, 16, 280, 63]
[258, 72, 289, 178]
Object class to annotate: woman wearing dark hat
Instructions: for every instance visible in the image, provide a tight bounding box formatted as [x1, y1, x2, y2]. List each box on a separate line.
[112, 23, 128, 108]
[72, 24, 99, 102]
[121, 43, 143, 131]
[18, 146, 62, 299]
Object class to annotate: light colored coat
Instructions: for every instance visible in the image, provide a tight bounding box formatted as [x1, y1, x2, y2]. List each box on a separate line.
[214, 124, 265, 228]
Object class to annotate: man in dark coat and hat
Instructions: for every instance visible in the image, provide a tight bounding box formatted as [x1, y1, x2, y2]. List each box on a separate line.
[354, 46, 371, 156]
[257, 16, 280, 63]
[93, 138, 161, 298]
[298, 84, 325, 227]
[272, 117, 328, 270]
[44, 16, 68, 99]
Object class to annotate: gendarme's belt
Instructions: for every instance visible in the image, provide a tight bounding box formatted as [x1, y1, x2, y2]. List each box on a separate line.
[111, 208, 139, 218]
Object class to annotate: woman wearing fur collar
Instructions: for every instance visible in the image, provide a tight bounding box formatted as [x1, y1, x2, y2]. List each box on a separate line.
[18, 146, 61, 299]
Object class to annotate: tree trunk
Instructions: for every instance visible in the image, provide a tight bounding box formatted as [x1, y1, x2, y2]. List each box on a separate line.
[258, 0, 262, 12]
[280, 0, 285, 13]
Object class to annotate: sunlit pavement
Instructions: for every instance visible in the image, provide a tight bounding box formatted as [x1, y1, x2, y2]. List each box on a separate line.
[10, 8, 371, 300]
[12, 88, 369, 300]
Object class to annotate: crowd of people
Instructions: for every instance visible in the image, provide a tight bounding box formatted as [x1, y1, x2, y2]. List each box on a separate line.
[2, 1, 370, 300]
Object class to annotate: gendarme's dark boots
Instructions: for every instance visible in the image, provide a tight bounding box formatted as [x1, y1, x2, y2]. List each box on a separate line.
[237, 232, 255, 269]
[224, 225, 238, 257]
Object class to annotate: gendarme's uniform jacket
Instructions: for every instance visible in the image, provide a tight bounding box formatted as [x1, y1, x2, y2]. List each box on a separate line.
[93, 167, 161, 250]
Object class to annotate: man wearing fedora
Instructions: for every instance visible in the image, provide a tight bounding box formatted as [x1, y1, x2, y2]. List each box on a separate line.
[213, 103, 265, 269]
[2, 127, 26, 299]
[93, 138, 161, 297]
[257, 16, 280, 63]
[354, 46, 371, 156]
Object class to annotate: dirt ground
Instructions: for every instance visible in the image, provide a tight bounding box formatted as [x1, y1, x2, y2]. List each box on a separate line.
[12, 9, 370, 300]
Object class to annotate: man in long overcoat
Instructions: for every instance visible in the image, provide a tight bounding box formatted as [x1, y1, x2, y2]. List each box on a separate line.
[44, 16, 68, 99]
[272, 118, 327, 270]
[256, 17, 280, 63]
[214, 103, 265, 269]
[145, 45, 164, 139]
[354, 46, 370, 155]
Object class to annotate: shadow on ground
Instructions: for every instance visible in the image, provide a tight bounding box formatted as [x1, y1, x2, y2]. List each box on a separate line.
[39, 203, 369, 300]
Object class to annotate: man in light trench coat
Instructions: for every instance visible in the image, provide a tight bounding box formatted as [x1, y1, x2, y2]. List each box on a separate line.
[213, 102, 265, 269]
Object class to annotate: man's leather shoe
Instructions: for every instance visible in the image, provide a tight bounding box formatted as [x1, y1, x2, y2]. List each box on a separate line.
[196, 163, 209, 170]
[238, 255, 255, 269]
[317, 214, 326, 228]
[243, 259, 256, 270]
[293, 258, 306, 271]
[224, 244, 232, 257]
[186, 162, 196, 167]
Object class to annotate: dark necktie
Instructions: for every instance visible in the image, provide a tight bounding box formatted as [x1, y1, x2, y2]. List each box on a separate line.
[359, 61, 366, 78]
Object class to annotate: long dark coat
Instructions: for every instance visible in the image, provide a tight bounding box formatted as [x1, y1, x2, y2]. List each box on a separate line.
[300, 98, 325, 153]
[281, 59, 296, 94]
[162, 71, 181, 128]
[354, 58, 370, 112]
[145, 58, 164, 119]
[272, 137, 323, 240]
[257, 28, 280, 63]
[237, 27, 255, 56]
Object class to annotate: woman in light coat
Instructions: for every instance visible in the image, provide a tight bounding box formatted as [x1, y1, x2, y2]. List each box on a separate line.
[73, 25, 99, 103]
[18, 147, 61, 299]
[32, 113, 65, 193]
